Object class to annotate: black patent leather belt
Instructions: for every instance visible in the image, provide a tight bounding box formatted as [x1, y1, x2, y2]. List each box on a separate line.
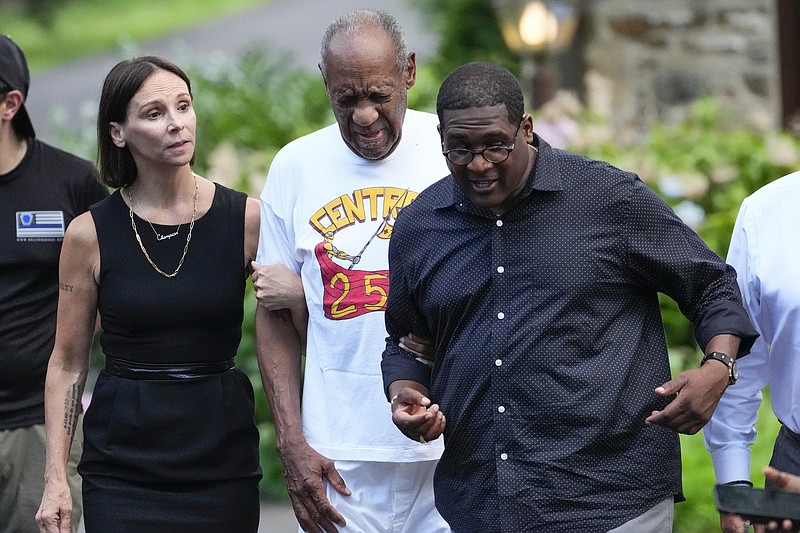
[105, 356, 235, 380]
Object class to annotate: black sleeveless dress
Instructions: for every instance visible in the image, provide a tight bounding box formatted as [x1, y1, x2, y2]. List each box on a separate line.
[79, 184, 261, 532]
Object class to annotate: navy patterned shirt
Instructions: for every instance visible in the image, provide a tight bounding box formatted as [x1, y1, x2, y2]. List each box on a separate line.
[381, 135, 757, 532]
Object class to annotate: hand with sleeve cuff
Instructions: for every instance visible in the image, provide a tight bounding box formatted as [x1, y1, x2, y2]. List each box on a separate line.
[388, 380, 445, 444]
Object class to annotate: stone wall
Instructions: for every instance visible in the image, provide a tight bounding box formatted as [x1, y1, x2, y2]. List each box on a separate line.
[579, 0, 780, 140]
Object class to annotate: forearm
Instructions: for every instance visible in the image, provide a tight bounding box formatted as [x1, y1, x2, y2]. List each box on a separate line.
[289, 305, 309, 352]
[254, 305, 305, 451]
[42, 354, 88, 483]
[382, 343, 432, 397]
[705, 334, 741, 359]
[693, 300, 758, 357]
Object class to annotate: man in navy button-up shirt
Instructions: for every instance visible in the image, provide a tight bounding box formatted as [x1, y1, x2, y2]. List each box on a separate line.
[381, 62, 758, 533]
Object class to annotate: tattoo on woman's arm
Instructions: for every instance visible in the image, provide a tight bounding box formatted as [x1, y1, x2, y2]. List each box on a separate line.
[63, 382, 85, 441]
[58, 282, 74, 292]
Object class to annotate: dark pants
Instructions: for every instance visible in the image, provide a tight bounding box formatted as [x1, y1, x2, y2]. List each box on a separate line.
[767, 425, 800, 490]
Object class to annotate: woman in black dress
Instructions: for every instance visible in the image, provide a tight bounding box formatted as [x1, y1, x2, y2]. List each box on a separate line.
[36, 57, 301, 533]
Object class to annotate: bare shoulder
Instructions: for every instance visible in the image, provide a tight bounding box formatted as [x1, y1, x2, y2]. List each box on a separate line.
[63, 211, 98, 249]
[61, 212, 100, 276]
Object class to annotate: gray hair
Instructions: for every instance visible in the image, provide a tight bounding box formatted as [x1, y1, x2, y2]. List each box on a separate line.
[319, 9, 408, 78]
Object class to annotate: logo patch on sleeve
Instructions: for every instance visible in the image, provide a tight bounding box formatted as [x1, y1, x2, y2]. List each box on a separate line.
[16, 211, 66, 241]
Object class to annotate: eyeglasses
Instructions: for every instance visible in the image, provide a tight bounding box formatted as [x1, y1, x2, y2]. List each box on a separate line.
[442, 121, 522, 166]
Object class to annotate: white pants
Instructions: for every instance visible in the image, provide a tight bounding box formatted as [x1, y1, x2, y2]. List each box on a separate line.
[297, 459, 450, 533]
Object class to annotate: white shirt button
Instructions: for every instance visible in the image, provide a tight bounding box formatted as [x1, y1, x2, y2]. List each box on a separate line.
[497, 312, 505, 320]
[500, 453, 508, 460]
[497, 266, 505, 273]
[498, 406, 506, 413]
[496, 219, 503, 227]
[495, 359, 502, 366]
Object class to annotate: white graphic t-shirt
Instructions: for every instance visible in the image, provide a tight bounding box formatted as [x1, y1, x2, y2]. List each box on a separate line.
[257, 110, 449, 461]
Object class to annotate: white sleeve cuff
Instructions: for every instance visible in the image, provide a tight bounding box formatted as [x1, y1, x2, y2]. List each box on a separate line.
[710, 447, 753, 484]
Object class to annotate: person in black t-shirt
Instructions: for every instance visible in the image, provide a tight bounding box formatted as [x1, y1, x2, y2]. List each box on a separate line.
[0, 34, 108, 533]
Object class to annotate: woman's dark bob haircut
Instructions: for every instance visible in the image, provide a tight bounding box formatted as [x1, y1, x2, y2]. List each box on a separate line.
[97, 56, 193, 188]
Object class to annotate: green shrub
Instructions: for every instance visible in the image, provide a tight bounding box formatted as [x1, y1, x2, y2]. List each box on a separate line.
[412, 0, 519, 82]
[184, 47, 332, 197]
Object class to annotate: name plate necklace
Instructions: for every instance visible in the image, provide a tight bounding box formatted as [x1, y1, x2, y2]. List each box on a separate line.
[127, 174, 198, 278]
[129, 179, 194, 240]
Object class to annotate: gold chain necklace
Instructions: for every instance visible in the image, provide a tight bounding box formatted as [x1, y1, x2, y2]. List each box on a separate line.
[127, 175, 198, 278]
[128, 186, 192, 241]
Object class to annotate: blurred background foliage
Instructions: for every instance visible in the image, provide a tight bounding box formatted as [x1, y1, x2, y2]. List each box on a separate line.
[4, 0, 798, 529]
[412, 0, 520, 81]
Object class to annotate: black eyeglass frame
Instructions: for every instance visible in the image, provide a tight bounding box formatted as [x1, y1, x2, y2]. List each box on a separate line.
[441, 120, 522, 166]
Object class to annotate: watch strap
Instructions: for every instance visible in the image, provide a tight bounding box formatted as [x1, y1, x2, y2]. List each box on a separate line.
[701, 351, 736, 384]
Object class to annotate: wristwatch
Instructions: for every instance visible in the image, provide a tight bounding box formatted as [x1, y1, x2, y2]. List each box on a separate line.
[701, 351, 738, 385]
